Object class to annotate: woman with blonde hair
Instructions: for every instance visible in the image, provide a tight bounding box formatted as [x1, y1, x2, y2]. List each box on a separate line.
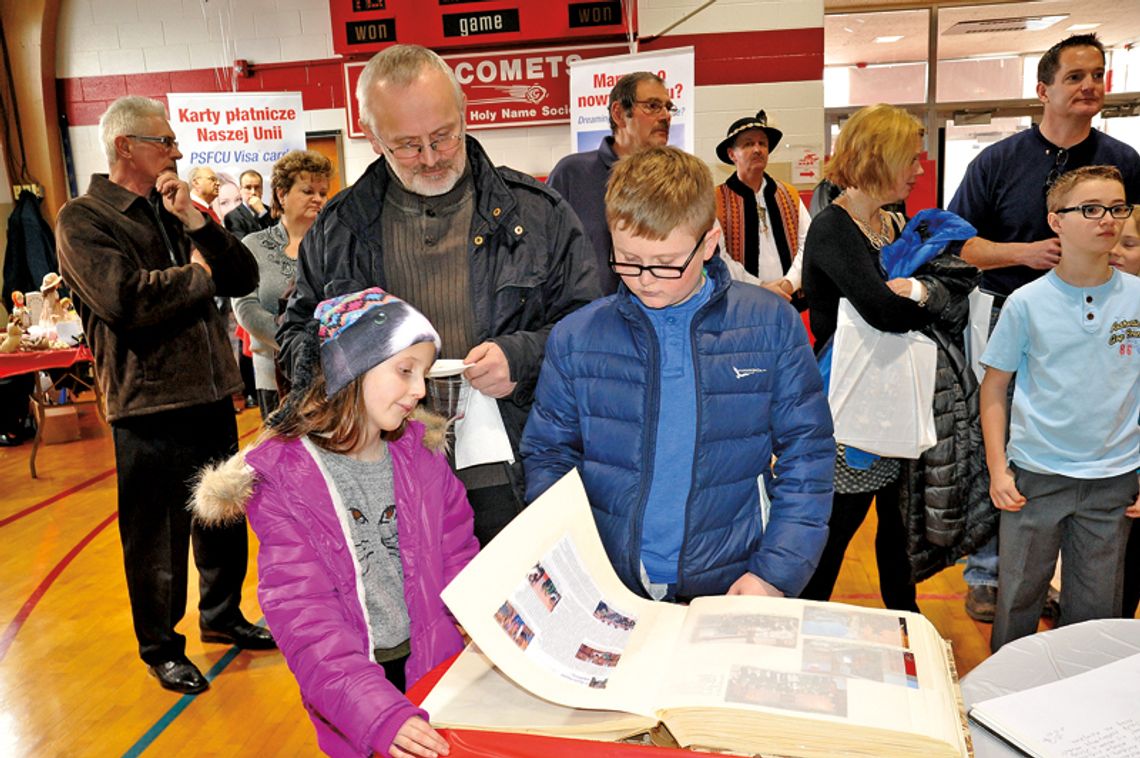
[233, 150, 333, 419]
[800, 104, 984, 611]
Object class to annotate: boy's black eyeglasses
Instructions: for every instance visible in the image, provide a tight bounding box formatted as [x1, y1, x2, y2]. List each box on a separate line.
[1054, 203, 1135, 219]
[609, 230, 708, 279]
[127, 134, 178, 150]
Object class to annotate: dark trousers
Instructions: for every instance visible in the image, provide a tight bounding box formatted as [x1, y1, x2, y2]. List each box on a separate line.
[800, 487, 919, 612]
[992, 468, 1137, 652]
[1124, 517, 1140, 619]
[466, 483, 523, 548]
[112, 399, 249, 664]
[256, 389, 279, 422]
[238, 352, 256, 399]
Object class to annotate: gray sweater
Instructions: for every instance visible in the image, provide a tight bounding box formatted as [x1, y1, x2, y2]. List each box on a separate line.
[232, 223, 296, 390]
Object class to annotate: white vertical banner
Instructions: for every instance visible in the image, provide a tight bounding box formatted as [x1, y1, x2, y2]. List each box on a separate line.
[567, 47, 694, 155]
[167, 92, 306, 221]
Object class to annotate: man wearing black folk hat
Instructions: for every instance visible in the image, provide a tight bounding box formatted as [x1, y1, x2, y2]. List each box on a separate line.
[714, 110, 812, 305]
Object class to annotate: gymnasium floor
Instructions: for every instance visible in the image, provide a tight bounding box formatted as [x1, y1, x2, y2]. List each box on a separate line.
[2, 403, 1011, 756]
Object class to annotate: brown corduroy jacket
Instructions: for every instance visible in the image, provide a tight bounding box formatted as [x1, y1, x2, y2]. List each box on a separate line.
[56, 174, 258, 422]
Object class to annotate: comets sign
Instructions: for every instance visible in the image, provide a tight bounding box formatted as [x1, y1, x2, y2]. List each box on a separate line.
[344, 43, 628, 137]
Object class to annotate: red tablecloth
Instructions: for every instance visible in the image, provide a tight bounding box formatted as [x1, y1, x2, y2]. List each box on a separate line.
[0, 346, 93, 380]
[407, 654, 692, 757]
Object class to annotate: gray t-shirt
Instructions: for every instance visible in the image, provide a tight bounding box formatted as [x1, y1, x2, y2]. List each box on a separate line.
[315, 444, 410, 651]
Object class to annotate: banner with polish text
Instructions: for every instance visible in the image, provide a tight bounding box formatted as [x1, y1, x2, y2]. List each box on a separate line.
[167, 92, 306, 221]
[567, 48, 694, 155]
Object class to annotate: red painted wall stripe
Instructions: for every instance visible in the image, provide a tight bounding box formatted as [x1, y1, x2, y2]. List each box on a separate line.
[60, 28, 822, 127]
[641, 28, 823, 86]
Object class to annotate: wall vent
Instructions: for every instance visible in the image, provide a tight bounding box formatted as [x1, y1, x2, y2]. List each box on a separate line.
[943, 15, 1068, 35]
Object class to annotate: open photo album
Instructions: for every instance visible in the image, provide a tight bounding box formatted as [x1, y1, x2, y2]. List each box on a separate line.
[422, 471, 971, 757]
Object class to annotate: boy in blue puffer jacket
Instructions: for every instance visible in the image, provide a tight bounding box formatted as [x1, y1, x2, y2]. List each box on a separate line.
[521, 146, 836, 602]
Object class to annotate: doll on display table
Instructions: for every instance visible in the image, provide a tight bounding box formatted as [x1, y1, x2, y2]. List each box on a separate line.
[10, 291, 30, 330]
[38, 273, 66, 329]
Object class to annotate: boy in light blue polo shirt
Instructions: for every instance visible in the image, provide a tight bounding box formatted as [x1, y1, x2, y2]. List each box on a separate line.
[980, 165, 1140, 651]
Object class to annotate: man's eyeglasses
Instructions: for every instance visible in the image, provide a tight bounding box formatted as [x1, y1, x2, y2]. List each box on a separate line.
[609, 230, 708, 279]
[632, 99, 679, 117]
[127, 134, 178, 150]
[1054, 203, 1135, 220]
[379, 133, 463, 160]
[1042, 147, 1069, 195]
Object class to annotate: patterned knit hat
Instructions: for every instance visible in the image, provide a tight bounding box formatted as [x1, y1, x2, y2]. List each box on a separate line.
[315, 287, 440, 397]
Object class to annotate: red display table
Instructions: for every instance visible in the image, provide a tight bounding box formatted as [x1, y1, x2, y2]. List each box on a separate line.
[0, 346, 102, 477]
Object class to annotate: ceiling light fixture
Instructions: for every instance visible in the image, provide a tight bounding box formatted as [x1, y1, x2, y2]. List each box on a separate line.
[1066, 23, 1101, 32]
[874, 35, 904, 43]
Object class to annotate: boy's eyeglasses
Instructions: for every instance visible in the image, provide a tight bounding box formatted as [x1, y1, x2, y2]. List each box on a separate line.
[378, 133, 463, 160]
[127, 134, 178, 150]
[1054, 203, 1135, 220]
[609, 230, 708, 279]
[632, 99, 679, 117]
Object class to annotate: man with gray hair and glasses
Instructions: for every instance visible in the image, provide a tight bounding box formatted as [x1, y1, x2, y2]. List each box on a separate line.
[278, 44, 601, 546]
[548, 71, 676, 294]
[56, 96, 272, 695]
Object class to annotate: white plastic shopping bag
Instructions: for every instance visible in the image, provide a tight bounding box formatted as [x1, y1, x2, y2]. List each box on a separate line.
[828, 299, 937, 459]
[964, 288, 994, 384]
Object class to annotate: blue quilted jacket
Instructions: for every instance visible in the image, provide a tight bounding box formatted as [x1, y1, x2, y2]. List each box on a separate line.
[521, 256, 835, 598]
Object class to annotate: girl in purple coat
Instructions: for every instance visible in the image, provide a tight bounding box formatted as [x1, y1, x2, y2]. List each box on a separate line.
[194, 287, 478, 758]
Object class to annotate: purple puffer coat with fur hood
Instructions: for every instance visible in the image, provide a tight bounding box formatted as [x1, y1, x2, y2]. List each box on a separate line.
[193, 413, 478, 757]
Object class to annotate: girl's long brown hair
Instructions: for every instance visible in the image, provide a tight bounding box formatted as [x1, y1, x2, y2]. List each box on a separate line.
[267, 370, 405, 454]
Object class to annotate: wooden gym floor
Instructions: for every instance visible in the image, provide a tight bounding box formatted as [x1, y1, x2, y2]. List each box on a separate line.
[0, 403, 1066, 756]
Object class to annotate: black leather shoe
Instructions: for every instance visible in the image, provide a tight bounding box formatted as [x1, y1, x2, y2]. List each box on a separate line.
[201, 620, 276, 650]
[147, 657, 209, 694]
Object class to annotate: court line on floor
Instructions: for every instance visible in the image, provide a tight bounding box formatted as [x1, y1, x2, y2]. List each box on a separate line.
[0, 511, 118, 663]
[0, 420, 263, 663]
[0, 468, 115, 528]
[1, 423, 261, 529]
[121, 621, 268, 758]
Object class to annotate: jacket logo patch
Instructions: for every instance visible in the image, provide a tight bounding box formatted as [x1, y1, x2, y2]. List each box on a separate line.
[733, 366, 767, 379]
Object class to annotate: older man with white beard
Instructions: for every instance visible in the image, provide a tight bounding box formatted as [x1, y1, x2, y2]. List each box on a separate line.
[278, 44, 601, 545]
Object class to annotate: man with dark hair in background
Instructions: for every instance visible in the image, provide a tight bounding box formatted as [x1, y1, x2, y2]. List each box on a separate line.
[547, 71, 676, 294]
[948, 32, 1140, 622]
[224, 169, 274, 238]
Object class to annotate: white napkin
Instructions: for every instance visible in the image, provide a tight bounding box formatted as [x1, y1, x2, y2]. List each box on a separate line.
[427, 360, 515, 469]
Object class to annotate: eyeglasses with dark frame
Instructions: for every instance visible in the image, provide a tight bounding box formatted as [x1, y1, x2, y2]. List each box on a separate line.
[127, 134, 178, 150]
[1054, 203, 1135, 220]
[377, 133, 463, 160]
[1042, 147, 1069, 195]
[609, 229, 709, 279]
[631, 99, 679, 117]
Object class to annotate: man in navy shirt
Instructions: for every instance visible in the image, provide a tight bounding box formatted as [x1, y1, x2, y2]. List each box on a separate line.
[948, 32, 1140, 622]
[547, 72, 676, 294]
